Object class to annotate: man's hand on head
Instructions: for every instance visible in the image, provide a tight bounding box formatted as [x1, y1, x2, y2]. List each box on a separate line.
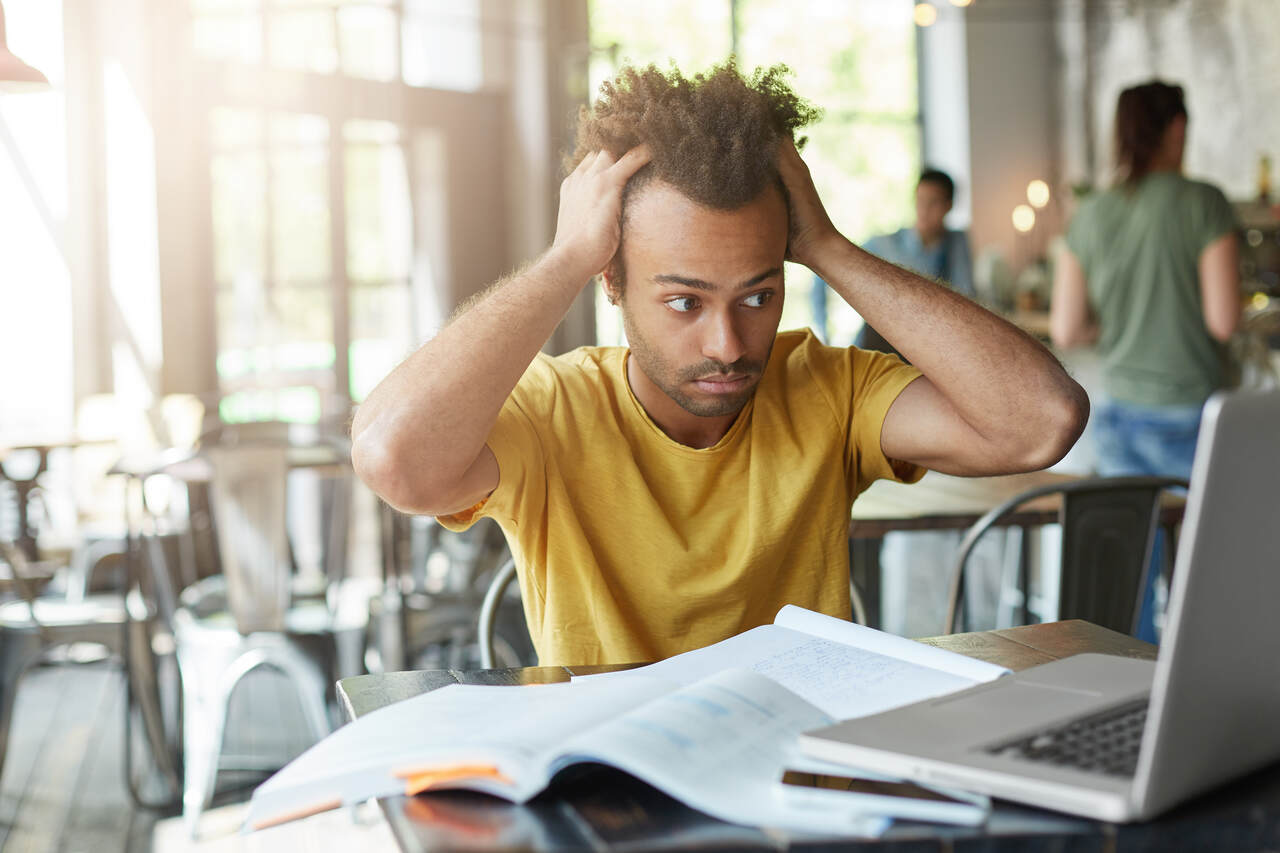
[551, 145, 652, 284]
[776, 138, 842, 271]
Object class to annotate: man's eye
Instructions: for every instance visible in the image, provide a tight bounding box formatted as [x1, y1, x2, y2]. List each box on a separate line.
[742, 291, 772, 308]
[666, 297, 698, 313]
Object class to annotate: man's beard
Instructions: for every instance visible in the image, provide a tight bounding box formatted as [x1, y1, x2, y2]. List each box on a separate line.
[621, 309, 771, 418]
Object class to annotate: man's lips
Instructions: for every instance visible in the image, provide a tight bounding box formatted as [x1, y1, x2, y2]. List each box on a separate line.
[691, 373, 753, 393]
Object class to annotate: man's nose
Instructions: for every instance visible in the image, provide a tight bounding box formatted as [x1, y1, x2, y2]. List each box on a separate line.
[700, 311, 746, 367]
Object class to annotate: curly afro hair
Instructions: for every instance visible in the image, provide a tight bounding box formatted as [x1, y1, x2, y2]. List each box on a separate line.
[569, 60, 821, 211]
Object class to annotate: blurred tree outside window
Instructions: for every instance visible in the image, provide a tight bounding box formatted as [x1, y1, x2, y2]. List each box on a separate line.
[589, 0, 918, 347]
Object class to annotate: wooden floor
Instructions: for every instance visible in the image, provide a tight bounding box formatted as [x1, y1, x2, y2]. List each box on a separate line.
[0, 658, 322, 853]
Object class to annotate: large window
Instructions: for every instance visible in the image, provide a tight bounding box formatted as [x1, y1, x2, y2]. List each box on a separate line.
[589, 0, 919, 347]
[0, 1, 71, 439]
[192, 0, 480, 423]
[191, 0, 482, 89]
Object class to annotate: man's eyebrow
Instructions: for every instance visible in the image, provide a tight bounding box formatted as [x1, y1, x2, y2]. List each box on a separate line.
[652, 269, 782, 292]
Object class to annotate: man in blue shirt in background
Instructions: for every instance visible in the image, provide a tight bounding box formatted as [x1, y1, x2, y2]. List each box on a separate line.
[813, 168, 974, 358]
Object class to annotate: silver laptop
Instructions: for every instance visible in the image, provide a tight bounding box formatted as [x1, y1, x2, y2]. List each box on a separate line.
[800, 389, 1280, 822]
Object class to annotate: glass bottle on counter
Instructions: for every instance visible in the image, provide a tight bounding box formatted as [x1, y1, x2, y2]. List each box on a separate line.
[1259, 153, 1272, 204]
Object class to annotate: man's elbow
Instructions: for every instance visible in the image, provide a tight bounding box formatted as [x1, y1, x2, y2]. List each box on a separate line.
[352, 428, 480, 517]
[352, 427, 434, 515]
[352, 430, 406, 506]
[1017, 380, 1090, 471]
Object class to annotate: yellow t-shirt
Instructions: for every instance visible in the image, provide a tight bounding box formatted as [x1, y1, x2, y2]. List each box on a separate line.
[440, 328, 924, 666]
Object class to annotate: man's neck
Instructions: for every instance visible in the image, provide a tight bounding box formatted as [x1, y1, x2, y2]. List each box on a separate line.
[915, 225, 945, 249]
[625, 355, 740, 449]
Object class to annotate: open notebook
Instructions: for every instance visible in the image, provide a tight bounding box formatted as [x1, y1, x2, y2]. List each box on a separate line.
[245, 606, 1006, 835]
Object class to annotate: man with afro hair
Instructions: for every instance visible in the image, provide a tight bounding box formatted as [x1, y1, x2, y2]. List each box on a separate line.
[352, 61, 1088, 666]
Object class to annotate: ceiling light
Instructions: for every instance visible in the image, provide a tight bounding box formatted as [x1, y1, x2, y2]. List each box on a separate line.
[1012, 205, 1036, 233]
[913, 3, 939, 27]
[1027, 180, 1051, 208]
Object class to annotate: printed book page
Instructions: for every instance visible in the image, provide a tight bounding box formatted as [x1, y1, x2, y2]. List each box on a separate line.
[574, 607, 1009, 720]
[772, 605, 1010, 683]
[558, 667, 984, 833]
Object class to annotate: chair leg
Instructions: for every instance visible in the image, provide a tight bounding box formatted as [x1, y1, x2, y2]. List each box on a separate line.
[0, 631, 43, 782]
[179, 647, 234, 839]
[126, 617, 181, 802]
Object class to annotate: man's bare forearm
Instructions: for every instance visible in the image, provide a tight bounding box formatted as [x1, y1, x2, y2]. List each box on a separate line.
[813, 237, 1088, 467]
[776, 138, 1085, 472]
[350, 248, 589, 511]
[352, 146, 652, 512]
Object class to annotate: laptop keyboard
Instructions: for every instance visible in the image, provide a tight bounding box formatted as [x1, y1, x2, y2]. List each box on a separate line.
[984, 699, 1149, 778]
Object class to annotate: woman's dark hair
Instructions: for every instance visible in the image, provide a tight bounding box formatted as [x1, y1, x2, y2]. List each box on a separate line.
[1113, 80, 1186, 187]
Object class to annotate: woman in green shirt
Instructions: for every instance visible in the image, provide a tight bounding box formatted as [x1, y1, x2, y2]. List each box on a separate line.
[1050, 80, 1239, 479]
[1050, 80, 1239, 641]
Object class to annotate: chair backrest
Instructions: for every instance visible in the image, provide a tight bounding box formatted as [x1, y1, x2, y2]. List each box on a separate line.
[199, 420, 354, 634]
[944, 475, 1188, 635]
[205, 443, 292, 634]
[0, 537, 48, 608]
[477, 557, 518, 669]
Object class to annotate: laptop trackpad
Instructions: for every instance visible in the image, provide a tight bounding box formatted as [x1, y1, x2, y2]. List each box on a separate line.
[923, 682, 1106, 744]
[905, 655, 1155, 750]
[802, 655, 1156, 766]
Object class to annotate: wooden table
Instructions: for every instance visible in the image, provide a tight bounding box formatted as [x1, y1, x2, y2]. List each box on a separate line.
[848, 470, 1077, 628]
[0, 437, 113, 561]
[1004, 309, 1052, 341]
[337, 621, 1280, 851]
[110, 443, 350, 483]
[847, 470, 1185, 628]
[850, 470, 1078, 540]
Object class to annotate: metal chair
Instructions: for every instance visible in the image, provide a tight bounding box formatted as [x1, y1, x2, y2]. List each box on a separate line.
[372, 508, 534, 673]
[474, 556, 861, 668]
[168, 424, 366, 838]
[944, 476, 1188, 635]
[0, 538, 178, 804]
[1229, 303, 1280, 391]
[478, 557, 518, 669]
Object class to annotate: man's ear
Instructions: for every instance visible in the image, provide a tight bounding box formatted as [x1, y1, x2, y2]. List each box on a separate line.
[601, 261, 622, 305]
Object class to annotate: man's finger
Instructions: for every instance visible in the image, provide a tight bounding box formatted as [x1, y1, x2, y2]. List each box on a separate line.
[587, 149, 616, 173]
[572, 151, 599, 175]
[609, 144, 652, 183]
[777, 137, 803, 173]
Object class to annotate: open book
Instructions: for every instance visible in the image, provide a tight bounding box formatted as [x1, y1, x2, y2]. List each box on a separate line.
[573, 605, 1009, 719]
[244, 606, 1008, 835]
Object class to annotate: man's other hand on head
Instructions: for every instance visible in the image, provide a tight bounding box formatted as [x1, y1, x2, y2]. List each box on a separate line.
[551, 145, 652, 283]
[776, 138, 841, 271]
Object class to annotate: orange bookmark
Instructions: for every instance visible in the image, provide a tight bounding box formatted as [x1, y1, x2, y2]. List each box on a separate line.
[394, 763, 513, 796]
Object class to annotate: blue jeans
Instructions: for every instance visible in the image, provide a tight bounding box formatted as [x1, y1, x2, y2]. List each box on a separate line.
[1093, 398, 1204, 482]
[1092, 397, 1205, 643]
